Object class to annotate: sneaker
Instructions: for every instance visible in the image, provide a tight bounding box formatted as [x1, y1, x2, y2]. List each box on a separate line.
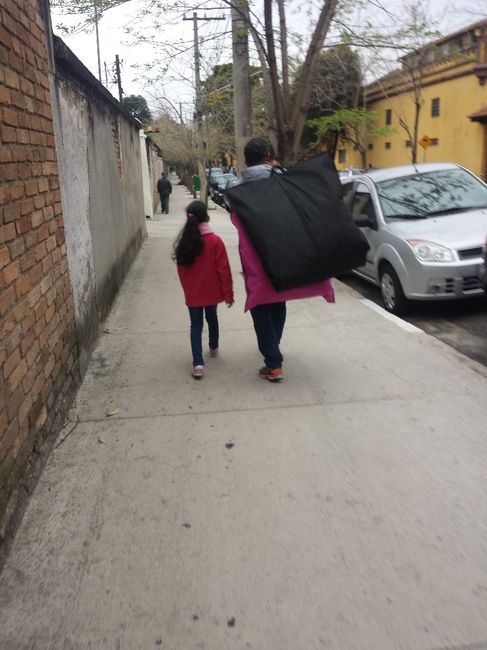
[209, 348, 218, 358]
[192, 365, 204, 379]
[259, 366, 283, 382]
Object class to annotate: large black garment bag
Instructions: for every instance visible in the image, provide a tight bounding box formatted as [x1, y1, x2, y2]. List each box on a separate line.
[225, 153, 369, 292]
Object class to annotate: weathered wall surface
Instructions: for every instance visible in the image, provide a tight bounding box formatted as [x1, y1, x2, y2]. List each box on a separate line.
[52, 38, 147, 371]
[51, 79, 95, 370]
[0, 3, 149, 565]
[147, 139, 164, 211]
[0, 0, 80, 565]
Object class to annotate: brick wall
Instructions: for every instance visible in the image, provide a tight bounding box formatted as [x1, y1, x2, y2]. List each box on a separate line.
[0, 0, 80, 563]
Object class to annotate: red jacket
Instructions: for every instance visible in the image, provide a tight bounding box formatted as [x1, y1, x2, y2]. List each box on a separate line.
[177, 226, 234, 307]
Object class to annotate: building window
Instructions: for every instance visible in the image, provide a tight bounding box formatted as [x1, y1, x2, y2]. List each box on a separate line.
[385, 109, 392, 125]
[405, 140, 412, 148]
[368, 143, 374, 151]
[385, 142, 391, 150]
[338, 149, 346, 163]
[431, 138, 439, 146]
[431, 98, 440, 117]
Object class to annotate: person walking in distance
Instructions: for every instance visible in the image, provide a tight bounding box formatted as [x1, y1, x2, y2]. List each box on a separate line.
[173, 201, 234, 378]
[157, 172, 172, 214]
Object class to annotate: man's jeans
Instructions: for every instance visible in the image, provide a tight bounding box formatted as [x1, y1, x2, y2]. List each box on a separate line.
[250, 302, 286, 369]
[160, 194, 170, 213]
[188, 305, 219, 366]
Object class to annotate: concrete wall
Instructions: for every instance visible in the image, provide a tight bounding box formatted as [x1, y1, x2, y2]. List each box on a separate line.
[51, 80, 95, 368]
[51, 38, 147, 373]
[147, 139, 164, 212]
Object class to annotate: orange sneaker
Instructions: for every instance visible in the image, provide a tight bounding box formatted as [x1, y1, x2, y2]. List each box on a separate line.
[259, 366, 283, 382]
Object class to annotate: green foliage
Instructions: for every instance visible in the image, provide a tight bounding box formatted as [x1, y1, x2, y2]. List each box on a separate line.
[305, 45, 363, 118]
[297, 44, 363, 154]
[120, 95, 153, 124]
[309, 107, 375, 138]
[308, 107, 394, 159]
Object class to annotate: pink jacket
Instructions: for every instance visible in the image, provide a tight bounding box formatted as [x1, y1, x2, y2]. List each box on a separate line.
[231, 211, 335, 312]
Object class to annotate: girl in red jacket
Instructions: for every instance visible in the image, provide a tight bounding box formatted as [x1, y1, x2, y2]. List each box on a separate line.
[174, 201, 234, 378]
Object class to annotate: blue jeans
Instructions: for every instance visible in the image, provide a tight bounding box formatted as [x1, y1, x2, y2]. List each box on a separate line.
[188, 305, 219, 366]
[160, 194, 170, 213]
[250, 302, 286, 369]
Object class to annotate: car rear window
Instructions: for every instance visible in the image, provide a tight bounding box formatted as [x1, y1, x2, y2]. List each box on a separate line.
[376, 169, 487, 219]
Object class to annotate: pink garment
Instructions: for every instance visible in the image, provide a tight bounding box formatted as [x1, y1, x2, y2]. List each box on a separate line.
[230, 211, 335, 312]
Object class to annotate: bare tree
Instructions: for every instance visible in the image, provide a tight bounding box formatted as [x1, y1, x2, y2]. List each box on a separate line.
[51, 0, 341, 165]
[228, 0, 339, 163]
[337, 2, 444, 164]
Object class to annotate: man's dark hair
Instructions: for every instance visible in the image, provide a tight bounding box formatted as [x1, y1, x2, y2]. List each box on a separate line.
[244, 138, 270, 166]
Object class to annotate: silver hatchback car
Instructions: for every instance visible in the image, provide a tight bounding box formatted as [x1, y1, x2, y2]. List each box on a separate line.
[341, 163, 487, 314]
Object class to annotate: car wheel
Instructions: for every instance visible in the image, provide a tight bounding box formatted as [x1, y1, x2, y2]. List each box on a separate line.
[379, 263, 409, 315]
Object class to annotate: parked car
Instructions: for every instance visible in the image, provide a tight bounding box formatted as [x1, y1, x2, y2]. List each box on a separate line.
[481, 233, 487, 291]
[338, 167, 364, 179]
[340, 163, 487, 314]
[209, 172, 236, 206]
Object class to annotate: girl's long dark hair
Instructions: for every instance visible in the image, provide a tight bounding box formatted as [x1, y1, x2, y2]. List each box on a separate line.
[173, 200, 208, 267]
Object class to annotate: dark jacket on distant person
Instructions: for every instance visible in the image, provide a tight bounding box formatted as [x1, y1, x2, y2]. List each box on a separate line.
[157, 177, 172, 196]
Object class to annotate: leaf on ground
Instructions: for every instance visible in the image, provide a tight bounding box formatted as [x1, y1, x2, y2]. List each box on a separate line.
[97, 436, 106, 445]
[106, 409, 120, 417]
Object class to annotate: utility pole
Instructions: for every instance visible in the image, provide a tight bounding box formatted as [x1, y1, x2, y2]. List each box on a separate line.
[114, 54, 123, 102]
[183, 10, 225, 203]
[232, 1, 252, 174]
[93, 0, 102, 82]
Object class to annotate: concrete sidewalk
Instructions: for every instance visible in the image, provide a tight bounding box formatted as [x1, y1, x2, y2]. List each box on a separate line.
[1, 177, 487, 650]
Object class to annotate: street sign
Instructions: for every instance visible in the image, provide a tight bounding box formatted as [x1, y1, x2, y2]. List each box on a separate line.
[419, 135, 433, 149]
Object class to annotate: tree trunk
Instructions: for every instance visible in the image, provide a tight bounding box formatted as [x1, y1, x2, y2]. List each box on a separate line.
[226, 0, 338, 166]
[232, 1, 252, 172]
[264, 0, 288, 159]
[412, 69, 423, 165]
[288, 0, 337, 164]
[360, 148, 367, 169]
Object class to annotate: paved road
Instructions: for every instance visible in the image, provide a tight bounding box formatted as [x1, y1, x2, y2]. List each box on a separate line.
[341, 274, 487, 367]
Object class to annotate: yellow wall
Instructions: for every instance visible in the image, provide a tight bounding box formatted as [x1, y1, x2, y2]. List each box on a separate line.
[365, 73, 487, 176]
[336, 60, 487, 179]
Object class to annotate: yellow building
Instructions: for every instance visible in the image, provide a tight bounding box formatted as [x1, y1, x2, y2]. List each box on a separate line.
[337, 19, 487, 180]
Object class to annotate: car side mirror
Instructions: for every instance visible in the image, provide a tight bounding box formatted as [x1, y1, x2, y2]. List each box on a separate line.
[354, 214, 374, 228]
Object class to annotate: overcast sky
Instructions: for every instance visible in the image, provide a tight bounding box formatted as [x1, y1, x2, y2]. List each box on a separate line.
[51, 0, 486, 119]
